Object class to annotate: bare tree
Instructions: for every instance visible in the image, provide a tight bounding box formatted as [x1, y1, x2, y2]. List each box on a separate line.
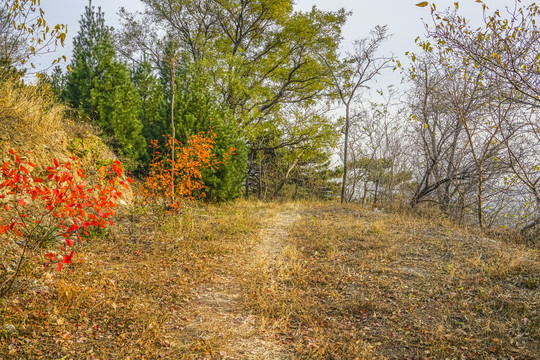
[320, 25, 393, 203]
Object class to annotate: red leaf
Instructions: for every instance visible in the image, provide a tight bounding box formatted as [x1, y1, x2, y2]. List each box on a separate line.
[33, 177, 43, 183]
[9, 149, 15, 155]
[45, 252, 55, 261]
[53, 159, 59, 168]
[18, 199, 26, 206]
[0, 225, 7, 234]
[62, 251, 74, 264]
[112, 164, 122, 177]
[56, 263, 63, 272]
[3, 204, 10, 211]
[65, 238, 74, 247]
[68, 224, 79, 232]
[127, 177, 134, 184]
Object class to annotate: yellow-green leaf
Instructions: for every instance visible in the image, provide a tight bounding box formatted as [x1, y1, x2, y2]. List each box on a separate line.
[416, 2, 429, 7]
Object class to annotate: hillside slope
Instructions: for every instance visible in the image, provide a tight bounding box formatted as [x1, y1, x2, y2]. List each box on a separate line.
[1, 201, 538, 359]
[0, 79, 121, 176]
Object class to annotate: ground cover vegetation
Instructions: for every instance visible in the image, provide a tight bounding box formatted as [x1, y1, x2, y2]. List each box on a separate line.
[0, 0, 539, 358]
[0, 202, 538, 358]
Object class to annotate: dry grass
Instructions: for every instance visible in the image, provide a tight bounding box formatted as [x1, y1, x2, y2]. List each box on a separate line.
[0, 200, 267, 359]
[0, 78, 119, 172]
[243, 203, 539, 359]
[1, 201, 538, 359]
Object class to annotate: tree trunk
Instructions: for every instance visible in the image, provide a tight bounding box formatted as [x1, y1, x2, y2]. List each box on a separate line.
[374, 179, 379, 205]
[258, 160, 263, 200]
[170, 58, 176, 203]
[245, 151, 252, 200]
[341, 105, 350, 204]
[362, 180, 368, 205]
[273, 151, 303, 199]
[477, 170, 484, 228]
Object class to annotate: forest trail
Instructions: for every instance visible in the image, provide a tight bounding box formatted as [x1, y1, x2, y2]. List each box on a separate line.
[162, 204, 301, 359]
[2, 202, 538, 359]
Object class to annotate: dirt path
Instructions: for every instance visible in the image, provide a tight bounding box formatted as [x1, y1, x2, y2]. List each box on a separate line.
[163, 204, 301, 359]
[255, 205, 301, 266]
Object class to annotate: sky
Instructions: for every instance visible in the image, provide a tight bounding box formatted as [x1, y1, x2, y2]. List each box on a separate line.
[37, 0, 512, 91]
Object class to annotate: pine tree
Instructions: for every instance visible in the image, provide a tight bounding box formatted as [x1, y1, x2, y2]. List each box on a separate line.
[63, 0, 110, 116]
[64, 0, 146, 163]
[132, 59, 166, 158]
[91, 37, 146, 162]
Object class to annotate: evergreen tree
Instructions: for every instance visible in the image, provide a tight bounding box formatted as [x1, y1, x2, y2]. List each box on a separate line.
[91, 37, 146, 162]
[64, 1, 146, 163]
[132, 58, 166, 157]
[63, 0, 110, 116]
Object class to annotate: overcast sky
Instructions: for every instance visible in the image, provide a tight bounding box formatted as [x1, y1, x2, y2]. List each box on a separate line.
[38, 0, 511, 91]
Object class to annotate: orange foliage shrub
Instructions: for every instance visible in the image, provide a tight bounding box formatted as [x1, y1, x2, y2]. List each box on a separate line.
[141, 132, 234, 212]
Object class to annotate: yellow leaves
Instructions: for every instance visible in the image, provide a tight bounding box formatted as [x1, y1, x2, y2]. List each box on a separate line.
[5, 1, 68, 72]
[492, 52, 501, 64]
[416, 2, 429, 7]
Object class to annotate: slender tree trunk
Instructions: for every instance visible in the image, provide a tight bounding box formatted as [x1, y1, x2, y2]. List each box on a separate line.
[0, 240, 28, 297]
[374, 179, 379, 204]
[477, 169, 484, 228]
[362, 180, 368, 204]
[341, 105, 350, 204]
[245, 151, 252, 200]
[258, 160, 263, 200]
[273, 151, 303, 199]
[170, 58, 176, 203]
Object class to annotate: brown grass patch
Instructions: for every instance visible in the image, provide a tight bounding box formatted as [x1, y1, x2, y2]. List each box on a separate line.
[1, 201, 538, 359]
[242, 202, 540, 359]
[0, 201, 266, 359]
